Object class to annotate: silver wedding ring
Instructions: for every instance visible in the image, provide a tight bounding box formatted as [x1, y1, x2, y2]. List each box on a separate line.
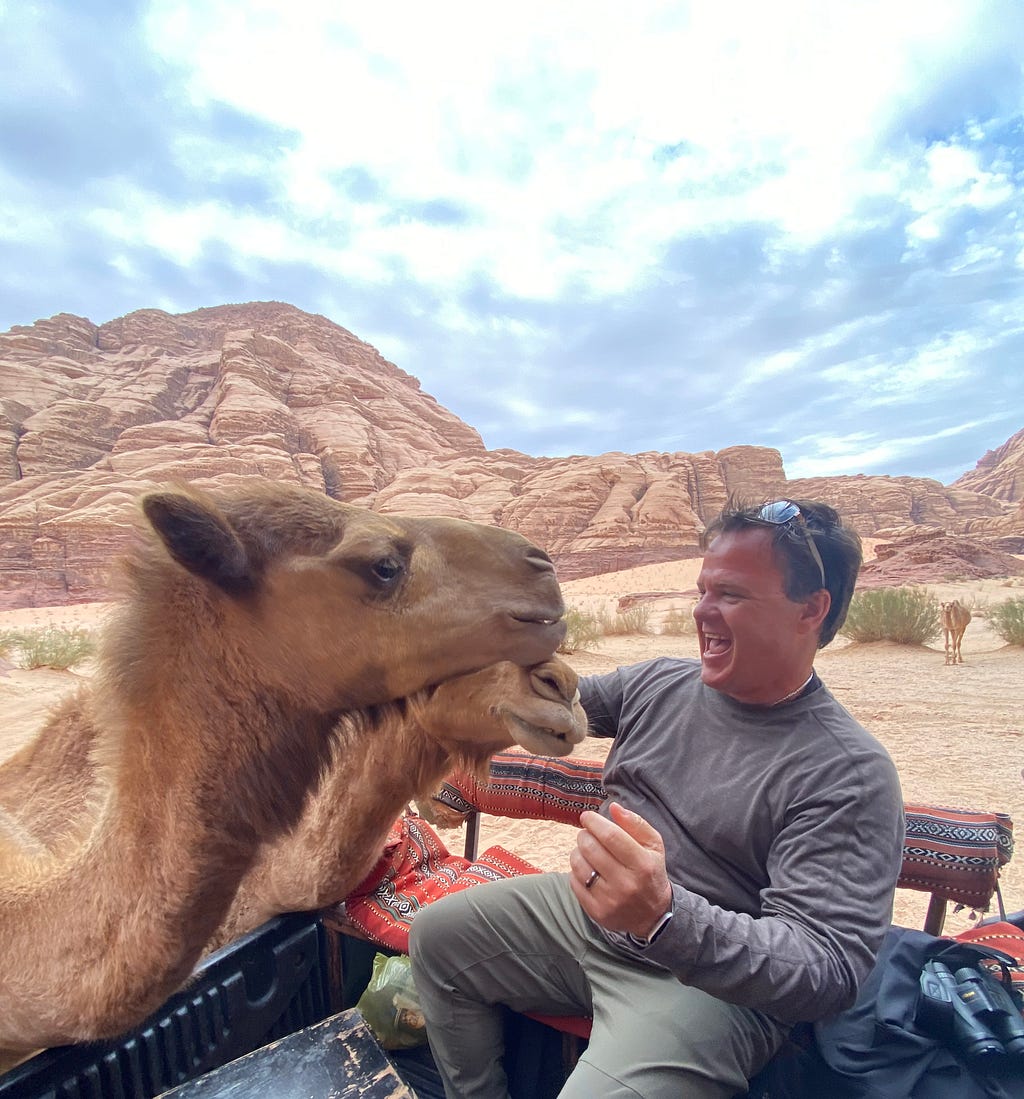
[584, 869, 599, 889]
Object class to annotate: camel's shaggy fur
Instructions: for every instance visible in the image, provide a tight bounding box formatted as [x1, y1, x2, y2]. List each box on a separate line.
[0, 479, 566, 1057]
[218, 657, 587, 946]
[940, 599, 971, 665]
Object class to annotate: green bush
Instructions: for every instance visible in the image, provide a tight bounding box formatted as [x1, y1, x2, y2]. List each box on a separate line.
[661, 607, 695, 636]
[839, 587, 941, 645]
[558, 607, 604, 653]
[1, 626, 96, 669]
[987, 597, 1024, 646]
[602, 604, 652, 636]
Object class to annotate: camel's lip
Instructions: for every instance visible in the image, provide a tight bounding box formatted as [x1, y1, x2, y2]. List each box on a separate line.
[506, 711, 586, 753]
[509, 607, 565, 626]
[511, 728, 579, 757]
[508, 614, 568, 644]
[503, 616, 567, 663]
[507, 712, 572, 738]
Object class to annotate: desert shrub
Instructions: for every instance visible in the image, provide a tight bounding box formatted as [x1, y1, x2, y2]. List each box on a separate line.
[660, 607, 695, 636]
[558, 607, 604, 653]
[839, 587, 941, 645]
[986, 597, 1024, 646]
[2, 626, 96, 669]
[602, 603, 652, 636]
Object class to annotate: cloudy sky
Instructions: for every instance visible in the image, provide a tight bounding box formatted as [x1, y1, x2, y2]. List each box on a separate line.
[3, 1, 1023, 483]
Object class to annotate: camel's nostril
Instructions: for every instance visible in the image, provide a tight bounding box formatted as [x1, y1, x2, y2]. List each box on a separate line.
[525, 547, 555, 571]
[532, 671, 565, 702]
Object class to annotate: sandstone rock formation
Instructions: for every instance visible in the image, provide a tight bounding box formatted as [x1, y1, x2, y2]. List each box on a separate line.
[361, 444, 786, 578]
[952, 427, 1024, 503]
[784, 474, 1007, 536]
[858, 529, 1024, 589]
[1, 302, 1020, 608]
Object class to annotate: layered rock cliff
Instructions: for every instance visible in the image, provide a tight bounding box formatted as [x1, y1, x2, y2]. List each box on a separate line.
[1, 302, 1020, 607]
[951, 427, 1024, 503]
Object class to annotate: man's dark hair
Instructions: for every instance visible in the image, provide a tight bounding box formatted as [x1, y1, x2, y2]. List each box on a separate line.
[701, 499, 862, 647]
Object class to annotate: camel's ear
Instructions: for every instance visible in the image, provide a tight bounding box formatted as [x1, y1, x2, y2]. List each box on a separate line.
[142, 492, 254, 594]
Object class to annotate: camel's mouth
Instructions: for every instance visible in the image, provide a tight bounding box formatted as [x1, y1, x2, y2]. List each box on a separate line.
[509, 612, 564, 627]
[508, 612, 567, 645]
[505, 711, 584, 758]
[501, 612, 567, 666]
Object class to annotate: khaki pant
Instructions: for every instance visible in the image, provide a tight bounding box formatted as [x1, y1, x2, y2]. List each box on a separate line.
[409, 872, 789, 1099]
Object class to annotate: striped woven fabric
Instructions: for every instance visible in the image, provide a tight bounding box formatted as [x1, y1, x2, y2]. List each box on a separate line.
[434, 751, 605, 825]
[435, 755, 1015, 914]
[339, 815, 541, 952]
[955, 920, 1024, 992]
[899, 803, 1014, 909]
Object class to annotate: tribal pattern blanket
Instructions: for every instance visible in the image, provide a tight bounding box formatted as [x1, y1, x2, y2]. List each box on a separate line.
[341, 815, 540, 952]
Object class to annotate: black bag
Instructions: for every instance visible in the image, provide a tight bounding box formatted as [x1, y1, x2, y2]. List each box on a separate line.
[747, 926, 1024, 1099]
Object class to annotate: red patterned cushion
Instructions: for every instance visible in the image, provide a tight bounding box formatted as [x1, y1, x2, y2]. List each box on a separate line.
[899, 804, 1014, 909]
[954, 920, 1024, 993]
[341, 815, 541, 952]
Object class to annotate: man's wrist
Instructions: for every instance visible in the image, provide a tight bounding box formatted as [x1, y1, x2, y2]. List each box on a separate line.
[627, 908, 674, 948]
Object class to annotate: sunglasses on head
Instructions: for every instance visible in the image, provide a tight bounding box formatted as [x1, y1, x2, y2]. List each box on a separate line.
[754, 500, 826, 588]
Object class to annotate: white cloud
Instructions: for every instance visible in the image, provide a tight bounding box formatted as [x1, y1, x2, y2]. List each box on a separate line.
[817, 333, 979, 409]
[139, 0, 998, 300]
[788, 436, 900, 479]
[905, 141, 1015, 245]
[788, 419, 985, 479]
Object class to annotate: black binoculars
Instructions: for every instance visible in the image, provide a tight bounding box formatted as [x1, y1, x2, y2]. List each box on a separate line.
[917, 958, 1024, 1058]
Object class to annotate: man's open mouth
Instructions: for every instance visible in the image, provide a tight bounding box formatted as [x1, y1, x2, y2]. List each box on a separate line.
[702, 633, 731, 656]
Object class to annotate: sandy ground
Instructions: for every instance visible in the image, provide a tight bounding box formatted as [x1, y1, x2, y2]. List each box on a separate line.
[1, 559, 1021, 937]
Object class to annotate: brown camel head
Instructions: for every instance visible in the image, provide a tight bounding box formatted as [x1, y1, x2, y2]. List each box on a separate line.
[412, 656, 588, 767]
[107, 480, 567, 714]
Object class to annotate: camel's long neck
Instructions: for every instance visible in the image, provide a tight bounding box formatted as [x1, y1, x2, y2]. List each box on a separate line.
[333, 707, 460, 866]
[97, 588, 344, 844]
[0, 688, 337, 1050]
[226, 703, 473, 937]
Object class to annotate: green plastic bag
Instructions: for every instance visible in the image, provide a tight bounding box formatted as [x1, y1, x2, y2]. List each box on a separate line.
[356, 953, 429, 1049]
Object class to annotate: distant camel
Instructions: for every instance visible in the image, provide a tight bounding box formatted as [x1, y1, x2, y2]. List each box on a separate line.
[0, 479, 566, 1058]
[940, 599, 972, 665]
[217, 656, 587, 948]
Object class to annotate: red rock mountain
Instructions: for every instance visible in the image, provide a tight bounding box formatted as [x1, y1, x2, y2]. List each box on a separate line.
[951, 427, 1024, 502]
[1, 302, 1020, 607]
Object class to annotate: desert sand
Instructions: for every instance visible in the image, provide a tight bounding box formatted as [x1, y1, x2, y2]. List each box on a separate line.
[1, 558, 1021, 937]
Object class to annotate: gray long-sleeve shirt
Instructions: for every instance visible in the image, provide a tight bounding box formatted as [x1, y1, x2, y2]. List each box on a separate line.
[581, 657, 904, 1025]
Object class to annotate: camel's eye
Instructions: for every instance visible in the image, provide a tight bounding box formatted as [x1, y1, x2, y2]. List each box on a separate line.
[370, 557, 404, 585]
